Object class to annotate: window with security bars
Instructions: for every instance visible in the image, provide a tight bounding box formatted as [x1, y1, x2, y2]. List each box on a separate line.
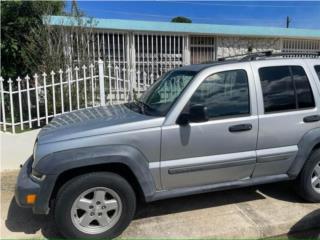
[134, 34, 184, 89]
[282, 39, 320, 54]
[190, 36, 215, 64]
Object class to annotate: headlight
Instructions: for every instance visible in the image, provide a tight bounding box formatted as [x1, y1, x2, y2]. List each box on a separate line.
[31, 139, 45, 181]
[30, 169, 46, 181]
[33, 140, 38, 160]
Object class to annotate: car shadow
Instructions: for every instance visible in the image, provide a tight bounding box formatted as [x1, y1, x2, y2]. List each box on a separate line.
[5, 181, 314, 238]
[287, 209, 320, 239]
[134, 181, 307, 219]
[135, 185, 265, 219]
[5, 198, 62, 238]
[254, 180, 307, 203]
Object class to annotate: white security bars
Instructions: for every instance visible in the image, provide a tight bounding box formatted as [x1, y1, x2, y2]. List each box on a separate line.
[133, 34, 186, 96]
[190, 36, 216, 64]
[282, 39, 320, 53]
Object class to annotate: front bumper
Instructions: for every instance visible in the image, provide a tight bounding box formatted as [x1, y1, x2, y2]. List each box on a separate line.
[15, 157, 56, 215]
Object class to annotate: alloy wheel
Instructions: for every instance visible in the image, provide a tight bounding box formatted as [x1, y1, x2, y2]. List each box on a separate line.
[70, 187, 122, 234]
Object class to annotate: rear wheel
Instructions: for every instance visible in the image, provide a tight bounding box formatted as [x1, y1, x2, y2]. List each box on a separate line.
[54, 172, 136, 239]
[296, 149, 320, 202]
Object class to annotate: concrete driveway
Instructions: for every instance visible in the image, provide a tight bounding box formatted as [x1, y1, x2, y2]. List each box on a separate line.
[1, 170, 320, 239]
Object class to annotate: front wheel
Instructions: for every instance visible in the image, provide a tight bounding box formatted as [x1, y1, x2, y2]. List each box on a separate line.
[54, 172, 136, 239]
[296, 149, 320, 203]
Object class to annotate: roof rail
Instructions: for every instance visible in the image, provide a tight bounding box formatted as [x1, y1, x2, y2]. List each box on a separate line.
[216, 51, 320, 62]
[240, 51, 320, 61]
[217, 51, 273, 62]
[240, 51, 273, 61]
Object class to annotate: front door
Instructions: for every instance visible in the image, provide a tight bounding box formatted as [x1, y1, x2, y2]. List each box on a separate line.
[161, 63, 259, 189]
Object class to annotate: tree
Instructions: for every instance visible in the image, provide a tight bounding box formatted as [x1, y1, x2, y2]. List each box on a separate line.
[171, 16, 192, 23]
[0, 1, 65, 79]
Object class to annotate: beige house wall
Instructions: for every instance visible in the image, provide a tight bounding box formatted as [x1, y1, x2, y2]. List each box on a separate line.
[216, 36, 282, 58]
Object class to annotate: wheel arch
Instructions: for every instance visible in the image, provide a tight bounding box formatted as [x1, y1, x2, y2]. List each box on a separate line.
[34, 145, 158, 210]
[50, 162, 146, 205]
[288, 128, 320, 177]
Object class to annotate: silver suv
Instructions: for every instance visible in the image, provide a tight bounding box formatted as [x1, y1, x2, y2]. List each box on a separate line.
[15, 52, 320, 239]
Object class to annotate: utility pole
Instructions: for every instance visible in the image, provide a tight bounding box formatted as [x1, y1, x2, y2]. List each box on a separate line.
[71, 0, 81, 17]
[286, 16, 291, 28]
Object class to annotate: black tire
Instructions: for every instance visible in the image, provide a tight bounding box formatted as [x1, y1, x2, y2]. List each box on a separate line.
[296, 149, 320, 203]
[54, 172, 136, 239]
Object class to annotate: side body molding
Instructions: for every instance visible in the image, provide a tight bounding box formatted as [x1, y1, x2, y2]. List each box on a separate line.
[35, 145, 157, 201]
[288, 128, 320, 177]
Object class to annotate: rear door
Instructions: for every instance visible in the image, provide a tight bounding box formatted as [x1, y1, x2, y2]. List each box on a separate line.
[307, 59, 320, 91]
[251, 59, 320, 177]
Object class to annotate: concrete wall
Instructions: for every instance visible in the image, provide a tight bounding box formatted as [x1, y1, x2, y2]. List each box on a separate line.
[1, 130, 40, 170]
[216, 36, 282, 58]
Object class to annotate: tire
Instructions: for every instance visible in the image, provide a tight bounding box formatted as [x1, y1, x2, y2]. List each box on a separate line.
[54, 172, 136, 239]
[296, 149, 320, 203]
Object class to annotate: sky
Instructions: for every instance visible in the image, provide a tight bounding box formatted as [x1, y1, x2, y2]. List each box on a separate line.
[65, 1, 320, 30]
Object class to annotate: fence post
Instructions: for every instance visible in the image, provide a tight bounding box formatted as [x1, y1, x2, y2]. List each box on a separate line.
[128, 33, 136, 98]
[8, 78, 15, 133]
[34, 74, 40, 127]
[0, 77, 6, 132]
[17, 77, 23, 131]
[42, 73, 48, 125]
[25, 75, 32, 128]
[98, 59, 106, 106]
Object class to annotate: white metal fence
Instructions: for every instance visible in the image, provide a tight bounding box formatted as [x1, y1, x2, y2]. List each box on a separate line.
[0, 60, 161, 133]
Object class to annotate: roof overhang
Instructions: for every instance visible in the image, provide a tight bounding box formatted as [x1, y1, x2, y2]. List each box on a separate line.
[45, 16, 320, 39]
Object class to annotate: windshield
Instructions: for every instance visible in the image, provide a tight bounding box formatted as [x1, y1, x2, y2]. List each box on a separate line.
[136, 70, 197, 116]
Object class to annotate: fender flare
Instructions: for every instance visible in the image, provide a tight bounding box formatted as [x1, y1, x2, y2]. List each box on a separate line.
[35, 145, 157, 201]
[288, 128, 320, 177]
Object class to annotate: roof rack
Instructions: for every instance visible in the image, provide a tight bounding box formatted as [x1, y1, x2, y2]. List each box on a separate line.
[216, 51, 273, 62]
[241, 51, 320, 61]
[216, 51, 320, 62]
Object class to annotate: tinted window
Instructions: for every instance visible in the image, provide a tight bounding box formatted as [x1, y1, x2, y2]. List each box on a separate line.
[292, 66, 315, 109]
[188, 70, 250, 119]
[259, 66, 296, 113]
[259, 66, 315, 113]
[315, 65, 320, 80]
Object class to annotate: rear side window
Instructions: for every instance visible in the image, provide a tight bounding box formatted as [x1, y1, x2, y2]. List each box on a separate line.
[315, 65, 320, 80]
[259, 66, 315, 113]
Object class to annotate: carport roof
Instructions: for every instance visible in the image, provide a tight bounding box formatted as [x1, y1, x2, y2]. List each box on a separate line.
[46, 16, 320, 39]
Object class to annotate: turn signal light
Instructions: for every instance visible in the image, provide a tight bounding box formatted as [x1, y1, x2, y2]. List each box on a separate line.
[26, 194, 37, 204]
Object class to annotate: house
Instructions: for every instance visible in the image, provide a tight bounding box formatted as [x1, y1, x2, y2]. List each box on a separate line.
[47, 16, 320, 69]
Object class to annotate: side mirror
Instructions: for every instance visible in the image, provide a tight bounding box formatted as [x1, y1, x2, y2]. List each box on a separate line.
[189, 104, 209, 122]
[176, 104, 209, 125]
[176, 113, 190, 125]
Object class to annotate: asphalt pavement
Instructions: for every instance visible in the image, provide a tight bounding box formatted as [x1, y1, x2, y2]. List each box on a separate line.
[1, 170, 319, 239]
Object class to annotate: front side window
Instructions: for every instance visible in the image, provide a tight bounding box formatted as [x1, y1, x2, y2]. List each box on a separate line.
[315, 65, 320, 80]
[186, 69, 250, 119]
[259, 66, 315, 113]
[137, 70, 197, 116]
